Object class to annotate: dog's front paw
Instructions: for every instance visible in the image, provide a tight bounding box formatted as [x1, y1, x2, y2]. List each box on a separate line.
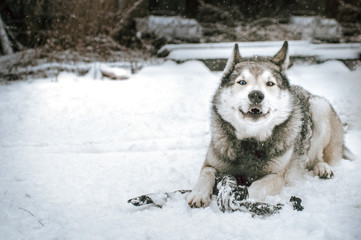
[186, 191, 211, 208]
[313, 162, 334, 179]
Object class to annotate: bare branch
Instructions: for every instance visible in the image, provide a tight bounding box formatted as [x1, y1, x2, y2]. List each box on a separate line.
[19, 207, 45, 227]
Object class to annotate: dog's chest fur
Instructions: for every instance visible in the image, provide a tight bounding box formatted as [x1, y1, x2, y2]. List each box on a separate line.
[211, 130, 285, 181]
[233, 139, 273, 181]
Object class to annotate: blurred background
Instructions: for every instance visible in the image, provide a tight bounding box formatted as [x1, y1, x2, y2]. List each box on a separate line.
[1, 0, 360, 53]
[0, 0, 360, 80]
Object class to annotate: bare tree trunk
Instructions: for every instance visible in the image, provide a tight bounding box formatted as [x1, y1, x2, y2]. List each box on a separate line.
[0, 14, 13, 55]
[111, 0, 148, 37]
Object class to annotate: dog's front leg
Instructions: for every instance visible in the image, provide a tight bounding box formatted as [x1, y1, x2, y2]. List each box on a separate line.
[247, 173, 285, 200]
[248, 148, 293, 200]
[187, 166, 217, 208]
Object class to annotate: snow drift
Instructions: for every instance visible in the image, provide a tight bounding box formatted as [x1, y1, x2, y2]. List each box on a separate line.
[0, 60, 360, 240]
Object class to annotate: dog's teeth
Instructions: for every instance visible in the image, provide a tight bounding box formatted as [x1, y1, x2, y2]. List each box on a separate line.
[249, 108, 262, 114]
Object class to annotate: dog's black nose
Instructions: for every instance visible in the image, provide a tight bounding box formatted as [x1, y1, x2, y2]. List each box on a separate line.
[248, 90, 264, 104]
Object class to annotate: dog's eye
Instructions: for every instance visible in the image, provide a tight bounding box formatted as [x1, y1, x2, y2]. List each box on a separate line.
[266, 81, 275, 87]
[238, 80, 247, 85]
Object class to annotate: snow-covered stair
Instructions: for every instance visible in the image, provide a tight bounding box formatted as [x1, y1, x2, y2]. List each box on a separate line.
[159, 41, 361, 70]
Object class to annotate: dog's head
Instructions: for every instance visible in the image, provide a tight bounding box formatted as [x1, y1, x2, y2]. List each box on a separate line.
[214, 41, 293, 141]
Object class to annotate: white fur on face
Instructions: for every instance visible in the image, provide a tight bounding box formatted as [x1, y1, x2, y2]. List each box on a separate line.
[216, 69, 292, 141]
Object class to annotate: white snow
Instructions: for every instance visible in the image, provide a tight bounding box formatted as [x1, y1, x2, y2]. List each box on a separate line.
[160, 41, 361, 61]
[0, 58, 361, 240]
[136, 16, 202, 41]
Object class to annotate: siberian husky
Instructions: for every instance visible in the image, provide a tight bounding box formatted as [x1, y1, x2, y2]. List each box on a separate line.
[187, 41, 347, 208]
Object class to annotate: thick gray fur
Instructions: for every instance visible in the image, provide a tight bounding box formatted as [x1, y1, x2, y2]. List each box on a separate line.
[187, 41, 345, 207]
[210, 85, 313, 182]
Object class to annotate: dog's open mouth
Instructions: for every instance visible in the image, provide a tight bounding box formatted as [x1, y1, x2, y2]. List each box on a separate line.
[239, 107, 269, 120]
[248, 108, 263, 115]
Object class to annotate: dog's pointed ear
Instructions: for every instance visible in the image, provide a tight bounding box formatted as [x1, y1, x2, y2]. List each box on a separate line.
[222, 43, 242, 79]
[272, 41, 289, 71]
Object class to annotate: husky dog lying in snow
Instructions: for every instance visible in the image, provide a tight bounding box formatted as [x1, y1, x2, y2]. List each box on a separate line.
[187, 41, 346, 208]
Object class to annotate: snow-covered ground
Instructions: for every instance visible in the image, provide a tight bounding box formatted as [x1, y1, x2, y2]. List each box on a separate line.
[0, 59, 360, 240]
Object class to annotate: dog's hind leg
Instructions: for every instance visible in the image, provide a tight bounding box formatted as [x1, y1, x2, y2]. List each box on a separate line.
[313, 162, 334, 179]
[315, 112, 343, 178]
[309, 97, 344, 179]
[323, 107, 344, 165]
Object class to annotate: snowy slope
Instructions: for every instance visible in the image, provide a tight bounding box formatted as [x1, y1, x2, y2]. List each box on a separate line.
[0, 60, 361, 240]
